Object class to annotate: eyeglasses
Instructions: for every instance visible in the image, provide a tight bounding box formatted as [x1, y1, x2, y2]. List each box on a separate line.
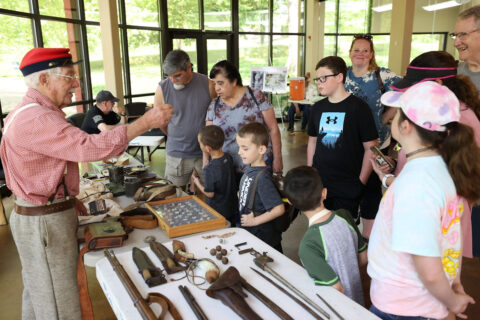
[54, 73, 80, 81]
[353, 34, 373, 40]
[313, 74, 338, 83]
[449, 28, 479, 40]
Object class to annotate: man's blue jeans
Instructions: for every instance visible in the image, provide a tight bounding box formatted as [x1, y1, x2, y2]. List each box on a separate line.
[287, 103, 310, 130]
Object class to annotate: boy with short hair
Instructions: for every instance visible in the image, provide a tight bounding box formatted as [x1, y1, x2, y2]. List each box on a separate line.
[192, 125, 238, 225]
[236, 122, 285, 252]
[284, 166, 367, 305]
[307, 56, 378, 218]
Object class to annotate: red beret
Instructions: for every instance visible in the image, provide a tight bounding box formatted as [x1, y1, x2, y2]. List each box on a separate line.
[20, 48, 81, 76]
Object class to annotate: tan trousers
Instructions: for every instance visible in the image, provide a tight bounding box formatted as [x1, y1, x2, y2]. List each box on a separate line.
[9, 200, 80, 320]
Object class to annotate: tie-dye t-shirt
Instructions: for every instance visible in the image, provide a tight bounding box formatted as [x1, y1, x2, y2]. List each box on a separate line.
[345, 67, 401, 145]
[368, 155, 463, 319]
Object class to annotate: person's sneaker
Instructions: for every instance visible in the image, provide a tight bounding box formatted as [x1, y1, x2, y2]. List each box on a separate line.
[287, 127, 294, 132]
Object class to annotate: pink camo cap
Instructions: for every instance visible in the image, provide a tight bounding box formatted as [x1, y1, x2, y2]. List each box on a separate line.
[380, 81, 460, 132]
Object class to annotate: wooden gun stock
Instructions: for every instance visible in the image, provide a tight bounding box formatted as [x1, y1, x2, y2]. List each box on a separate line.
[104, 249, 158, 320]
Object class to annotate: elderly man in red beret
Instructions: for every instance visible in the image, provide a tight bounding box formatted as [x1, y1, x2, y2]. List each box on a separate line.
[0, 47, 173, 320]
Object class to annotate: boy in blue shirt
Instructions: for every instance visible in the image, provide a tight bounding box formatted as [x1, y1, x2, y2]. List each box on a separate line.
[284, 166, 367, 305]
[237, 122, 285, 252]
[192, 125, 237, 225]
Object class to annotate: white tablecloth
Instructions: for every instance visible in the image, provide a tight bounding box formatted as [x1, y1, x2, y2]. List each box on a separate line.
[96, 227, 379, 320]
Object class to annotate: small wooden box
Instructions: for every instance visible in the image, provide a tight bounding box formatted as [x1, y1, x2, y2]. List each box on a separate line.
[146, 196, 227, 238]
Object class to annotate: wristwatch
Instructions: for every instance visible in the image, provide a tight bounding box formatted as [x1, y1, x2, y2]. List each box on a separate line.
[382, 174, 394, 188]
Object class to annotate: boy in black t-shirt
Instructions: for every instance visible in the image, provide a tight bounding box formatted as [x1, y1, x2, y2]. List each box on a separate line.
[307, 56, 378, 219]
[236, 122, 285, 252]
[192, 125, 238, 225]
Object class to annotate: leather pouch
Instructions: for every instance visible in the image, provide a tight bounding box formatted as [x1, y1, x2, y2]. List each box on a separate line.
[84, 221, 127, 250]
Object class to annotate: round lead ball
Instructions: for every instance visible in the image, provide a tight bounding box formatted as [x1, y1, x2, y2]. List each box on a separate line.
[222, 257, 228, 264]
[216, 245, 222, 251]
[221, 249, 227, 256]
[210, 248, 217, 256]
[216, 253, 223, 260]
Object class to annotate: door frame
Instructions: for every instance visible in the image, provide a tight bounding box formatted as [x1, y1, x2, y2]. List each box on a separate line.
[162, 30, 233, 75]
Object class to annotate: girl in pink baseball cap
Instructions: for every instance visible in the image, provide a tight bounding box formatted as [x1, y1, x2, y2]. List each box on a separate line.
[368, 80, 480, 320]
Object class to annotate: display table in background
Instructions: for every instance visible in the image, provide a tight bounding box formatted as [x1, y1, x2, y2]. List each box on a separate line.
[128, 135, 166, 163]
[96, 227, 379, 320]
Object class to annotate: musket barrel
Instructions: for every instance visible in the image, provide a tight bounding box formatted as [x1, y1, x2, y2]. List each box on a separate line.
[264, 265, 331, 319]
[104, 249, 158, 320]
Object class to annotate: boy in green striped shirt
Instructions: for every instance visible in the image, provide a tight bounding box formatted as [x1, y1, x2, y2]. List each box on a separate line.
[284, 166, 367, 305]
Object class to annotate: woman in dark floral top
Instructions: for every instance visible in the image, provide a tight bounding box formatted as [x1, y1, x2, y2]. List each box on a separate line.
[205, 60, 283, 179]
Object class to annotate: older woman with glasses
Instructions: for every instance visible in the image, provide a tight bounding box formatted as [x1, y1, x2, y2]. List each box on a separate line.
[344, 34, 402, 238]
[205, 60, 283, 181]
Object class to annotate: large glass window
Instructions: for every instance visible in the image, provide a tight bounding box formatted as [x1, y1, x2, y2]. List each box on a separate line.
[86, 26, 105, 95]
[124, 0, 159, 27]
[127, 29, 161, 95]
[0, 14, 33, 113]
[410, 34, 445, 61]
[273, 35, 303, 76]
[239, 34, 269, 84]
[167, 0, 200, 29]
[204, 0, 231, 31]
[0, 0, 29, 12]
[207, 39, 228, 72]
[239, 0, 269, 32]
[338, 0, 369, 34]
[39, 0, 79, 19]
[273, 0, 304, 33]
[84, 0, 99, 21]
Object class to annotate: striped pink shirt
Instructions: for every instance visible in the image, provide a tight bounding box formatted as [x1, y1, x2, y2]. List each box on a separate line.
[0, 88, 128, 204]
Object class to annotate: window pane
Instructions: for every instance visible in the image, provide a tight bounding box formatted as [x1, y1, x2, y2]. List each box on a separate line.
[0, 0, 30, 12]
[41, 20, 86, 105]
[0, 15, 33, 113]
[86, 26, 105, 96]
[124, 0, 159, 27]
[167, 0, 199, 29]
[239, 0, 269, 32]
[337, 35, 353, 65]
[273, 35, 304, 77]
[38, 0, 79, 19]
[172, 38, 198, 71]
[371, 9, 391, 33]
[324, 0, 337, 33]
[338, 0, 369, 34]
[204, 0, 231, 31]
[84, 0, 99, 21]
[239, 34, 269, 85]
[127, 29, 161, 95]
[273, 0, 305, 33]
[411, 34, 443, 61]
[132, 96, 154, 105]
[207, 39, 227, 73]
[323, 35, 337, 57]
[371, 35, 390, 68]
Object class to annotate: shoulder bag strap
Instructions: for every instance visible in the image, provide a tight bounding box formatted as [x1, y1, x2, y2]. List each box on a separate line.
[375, 68, 386, 94]
[247, 86, 260, 106]
[3, 103, 39, 134]
[246, 168, 269, 212]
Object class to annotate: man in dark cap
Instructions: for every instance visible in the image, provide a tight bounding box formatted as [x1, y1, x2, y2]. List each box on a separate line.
[81, 90, 126, 134]
[0, 47, 173, 320]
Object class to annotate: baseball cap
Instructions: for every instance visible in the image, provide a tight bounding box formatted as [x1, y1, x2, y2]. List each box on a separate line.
[96, 90, 120, 103]
[20, 48, 81, 77]
[391, 65, 457, 91]
[380, 81, 460, 132]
